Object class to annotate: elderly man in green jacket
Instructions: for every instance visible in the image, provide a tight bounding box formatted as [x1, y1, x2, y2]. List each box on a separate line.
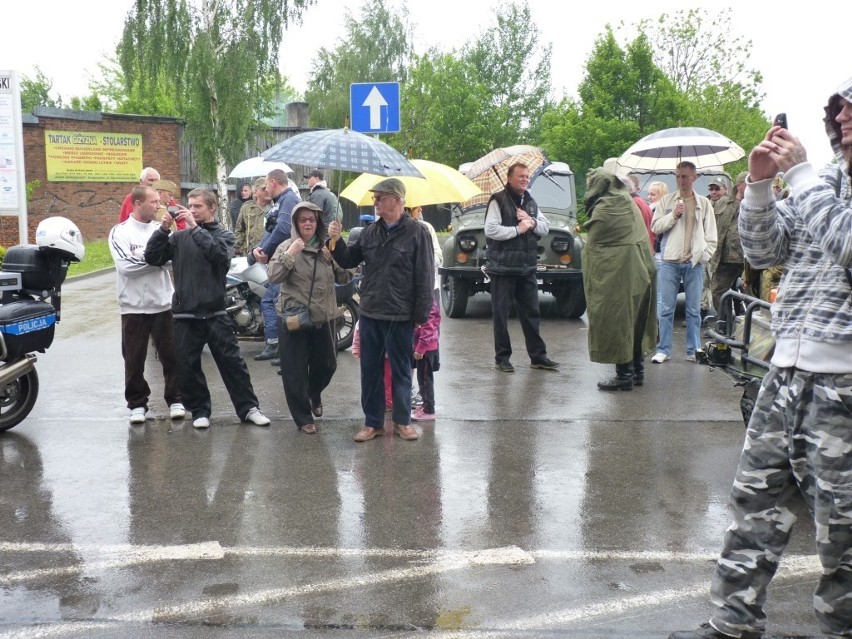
[582, 168, 658, 390]
[709, 171, 747, 316]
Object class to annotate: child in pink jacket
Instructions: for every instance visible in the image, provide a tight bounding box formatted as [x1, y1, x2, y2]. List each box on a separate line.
[412, 298, 441, 421]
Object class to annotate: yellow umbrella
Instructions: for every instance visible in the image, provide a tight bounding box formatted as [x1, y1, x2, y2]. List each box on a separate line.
[340, 159, 482, 208]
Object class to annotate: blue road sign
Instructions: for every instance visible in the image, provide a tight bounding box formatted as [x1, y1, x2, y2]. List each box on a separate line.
[350, 82, 400, 134]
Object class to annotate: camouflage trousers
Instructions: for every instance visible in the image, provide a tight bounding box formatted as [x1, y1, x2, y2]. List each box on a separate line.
[709, 367, 852, 638]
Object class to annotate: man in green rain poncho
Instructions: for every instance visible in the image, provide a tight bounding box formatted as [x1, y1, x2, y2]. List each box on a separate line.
[582, 168, 658, 390]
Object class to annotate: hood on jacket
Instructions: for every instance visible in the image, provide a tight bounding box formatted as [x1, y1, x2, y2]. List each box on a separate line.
[824, 75, 852, 171]
[584, 168, 634, 222]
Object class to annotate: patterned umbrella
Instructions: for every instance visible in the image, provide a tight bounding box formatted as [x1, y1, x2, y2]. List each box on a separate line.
[616, 127, 745, 171]
[339, 159, 482, 208]
[262, 128, 424, 178]
[461, 145, 548, 209]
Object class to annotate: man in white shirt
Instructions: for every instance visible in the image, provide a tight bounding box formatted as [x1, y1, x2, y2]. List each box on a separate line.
[108, 185, 185, 425]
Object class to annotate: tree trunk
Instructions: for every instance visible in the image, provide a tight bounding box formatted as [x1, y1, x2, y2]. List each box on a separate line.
[215, 152, 230, 229]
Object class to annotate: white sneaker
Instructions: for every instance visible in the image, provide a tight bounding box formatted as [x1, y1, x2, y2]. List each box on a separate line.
[245, 407, 270, 426]
[169, 403, 186, 420]
[685, 353, 696, 362]
[192, 416, 210, 429]
[129, 407, 147, 424]
[651, 352, 669, 364]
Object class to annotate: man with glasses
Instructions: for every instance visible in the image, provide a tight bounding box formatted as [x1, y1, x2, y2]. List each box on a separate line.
[484, 162, 559, 373]
[328, 178, 434, 443]
[650, 161, 717, 363]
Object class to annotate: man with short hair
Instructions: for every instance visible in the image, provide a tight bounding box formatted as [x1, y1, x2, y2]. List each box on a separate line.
[484, 162, 559, 373]
[668, 75, 852, 639]
[234, 177, 271, 255]
[119, 167, 160, 222]
[109, 185, 184, 425]
[650, 161, 717, 362]
[328, 178, 434, 443]
[251, 168, 301, 360]
[144, 188, 270, 429]
[709, 171, 747, 316]
[305, 169, 340, 226]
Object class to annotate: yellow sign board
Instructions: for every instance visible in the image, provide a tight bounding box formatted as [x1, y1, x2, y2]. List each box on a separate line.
[44, 130, 143, 182]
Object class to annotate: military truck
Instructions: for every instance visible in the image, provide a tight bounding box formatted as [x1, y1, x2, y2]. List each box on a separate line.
[439, 157, 585, 319]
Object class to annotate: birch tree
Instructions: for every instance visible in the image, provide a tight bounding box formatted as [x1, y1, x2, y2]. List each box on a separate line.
[117, 0, 314, 222]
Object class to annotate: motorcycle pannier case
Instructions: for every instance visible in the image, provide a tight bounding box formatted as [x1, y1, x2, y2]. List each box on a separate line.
[0, 300, 57, 358]
[2, 245, 69, 290]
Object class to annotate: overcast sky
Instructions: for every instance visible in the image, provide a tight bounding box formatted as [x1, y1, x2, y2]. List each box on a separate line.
[4, 0, 849, 166]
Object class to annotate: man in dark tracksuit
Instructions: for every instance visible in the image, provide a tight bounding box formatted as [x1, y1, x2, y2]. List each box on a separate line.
[145, 188, 270, 429]
[484, 162, 559, 373]
[328, 178, 434, 443]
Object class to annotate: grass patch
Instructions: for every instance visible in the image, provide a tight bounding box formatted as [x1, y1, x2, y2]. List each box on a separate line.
[67, 240, 114, 277]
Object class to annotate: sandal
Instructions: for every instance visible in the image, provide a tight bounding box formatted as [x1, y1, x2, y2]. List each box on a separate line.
[300, 424, 317, 434]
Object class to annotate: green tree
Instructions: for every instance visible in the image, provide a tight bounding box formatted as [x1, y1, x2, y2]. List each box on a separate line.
[392, 51, 492, 169]
[304, 0, 412, 130]
[463, 0, 553, 147]
[648, 8, 762, 96]
[117, 0, 314, 222]
[19, 66, 63, 112]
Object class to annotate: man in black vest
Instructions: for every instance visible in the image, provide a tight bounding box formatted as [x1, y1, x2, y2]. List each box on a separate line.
[484, 162, 559, 373]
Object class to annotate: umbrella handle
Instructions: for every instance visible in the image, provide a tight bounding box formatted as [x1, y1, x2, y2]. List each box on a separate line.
[329, 238, 337, 251]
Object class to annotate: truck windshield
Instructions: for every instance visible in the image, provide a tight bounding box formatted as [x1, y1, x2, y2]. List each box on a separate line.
[531, 173, 575, 213]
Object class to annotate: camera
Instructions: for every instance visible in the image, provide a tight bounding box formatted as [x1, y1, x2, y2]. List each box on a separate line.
[167, 206, 179, 218]
[773, 113, 788, 129]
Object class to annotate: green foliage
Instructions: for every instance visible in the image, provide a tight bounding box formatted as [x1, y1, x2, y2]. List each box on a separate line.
[25, 180, 41, 204]
[305, 0, 413, 129]
[66, 240, 114, 277]
[19, 66, 63, 112]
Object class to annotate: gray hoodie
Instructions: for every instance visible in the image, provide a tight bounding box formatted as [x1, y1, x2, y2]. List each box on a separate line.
[738, 76, 852, 372]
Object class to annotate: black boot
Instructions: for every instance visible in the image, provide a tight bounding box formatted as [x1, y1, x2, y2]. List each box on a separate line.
[633, 355, 644, 386]
[597, 362, 633, 391]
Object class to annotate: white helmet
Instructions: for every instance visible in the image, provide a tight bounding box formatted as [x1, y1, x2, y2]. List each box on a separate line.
[35, 217, 85, 262]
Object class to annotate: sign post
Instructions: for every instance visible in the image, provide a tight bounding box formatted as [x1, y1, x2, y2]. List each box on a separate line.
[350, 82, 401, 134]
[0, 71, 27, 244]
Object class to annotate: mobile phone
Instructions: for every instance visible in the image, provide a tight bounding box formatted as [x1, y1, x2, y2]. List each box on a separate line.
[167, 205, 179, 218]
[773, 113, 788, 129]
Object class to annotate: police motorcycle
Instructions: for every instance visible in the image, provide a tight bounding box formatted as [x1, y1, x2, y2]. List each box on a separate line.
[0, 217, 84, 432]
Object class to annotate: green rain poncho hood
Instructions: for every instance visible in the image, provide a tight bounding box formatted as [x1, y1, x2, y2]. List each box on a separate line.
[582, 169, 657, 364]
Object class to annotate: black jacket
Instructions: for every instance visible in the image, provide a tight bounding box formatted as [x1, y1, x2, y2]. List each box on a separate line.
[144, 222, 234, 318]
[485, 188, 540, 274]
[329, 215, 434, 325]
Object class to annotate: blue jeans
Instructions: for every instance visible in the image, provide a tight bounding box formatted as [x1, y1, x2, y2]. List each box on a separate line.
[261, 282, 280, 343]
[358, 316, 414, 428]
[657, 261, 703, 356]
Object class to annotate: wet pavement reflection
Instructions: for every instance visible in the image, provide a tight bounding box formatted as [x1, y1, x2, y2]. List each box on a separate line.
[0, 272, 822, 638]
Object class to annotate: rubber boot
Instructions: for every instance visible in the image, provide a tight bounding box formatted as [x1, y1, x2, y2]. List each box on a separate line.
[633, 355, 645, 386]
[597, 362, 634, 391]
[254, 342, 278, 361]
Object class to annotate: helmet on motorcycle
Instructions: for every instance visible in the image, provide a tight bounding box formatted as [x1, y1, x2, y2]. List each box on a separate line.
[35, 217, 85, 262]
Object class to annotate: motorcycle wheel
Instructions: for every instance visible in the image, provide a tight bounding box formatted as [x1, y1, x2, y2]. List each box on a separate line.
[336, 300, 358, 352]
[0, 369, 39, 433]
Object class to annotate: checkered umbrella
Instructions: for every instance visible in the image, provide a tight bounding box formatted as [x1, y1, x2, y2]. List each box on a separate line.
[616, 127, 745, 171]
[262, 128, 424, 178]
[461, 145, 548, 209]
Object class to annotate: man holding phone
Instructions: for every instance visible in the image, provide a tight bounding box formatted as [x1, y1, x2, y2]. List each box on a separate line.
[109, 186, 184, 425]
[669, 79, 852, 639]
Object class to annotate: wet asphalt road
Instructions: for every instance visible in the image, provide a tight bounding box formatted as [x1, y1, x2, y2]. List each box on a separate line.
[0, 270, 823, 638]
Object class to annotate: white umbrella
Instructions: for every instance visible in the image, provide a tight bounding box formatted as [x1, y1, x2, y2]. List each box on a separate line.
[228, 156, 294, 179]
[616, 127, 745, 171]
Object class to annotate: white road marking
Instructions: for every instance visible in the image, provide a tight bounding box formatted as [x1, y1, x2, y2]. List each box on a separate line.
[0, 543, 823, 639]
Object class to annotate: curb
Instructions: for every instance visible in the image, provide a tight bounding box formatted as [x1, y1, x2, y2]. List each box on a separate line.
[67, 266, 115, 282]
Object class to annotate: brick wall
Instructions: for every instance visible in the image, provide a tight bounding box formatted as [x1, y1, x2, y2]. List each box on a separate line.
[12, 109, 182, 246]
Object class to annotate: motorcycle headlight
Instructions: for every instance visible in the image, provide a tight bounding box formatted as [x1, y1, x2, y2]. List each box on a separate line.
[550, 236, 572, 254]
[458, 236, 477, 252]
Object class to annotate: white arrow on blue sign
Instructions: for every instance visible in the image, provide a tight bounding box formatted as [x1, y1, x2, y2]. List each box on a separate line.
[350, 82, 400, 134]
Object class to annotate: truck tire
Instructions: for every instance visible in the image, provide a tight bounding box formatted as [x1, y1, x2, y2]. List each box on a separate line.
[555, 283, 586, 319]
[441, 275, 469, 318]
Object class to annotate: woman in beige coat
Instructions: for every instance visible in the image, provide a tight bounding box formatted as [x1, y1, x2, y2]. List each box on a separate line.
[267, 202, 351, 434]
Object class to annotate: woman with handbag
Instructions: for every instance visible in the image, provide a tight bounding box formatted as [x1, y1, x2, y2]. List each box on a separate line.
[267, 202, 352, 434]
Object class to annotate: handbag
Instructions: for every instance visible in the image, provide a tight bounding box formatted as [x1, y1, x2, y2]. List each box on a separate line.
[282, 252, 318, 332]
